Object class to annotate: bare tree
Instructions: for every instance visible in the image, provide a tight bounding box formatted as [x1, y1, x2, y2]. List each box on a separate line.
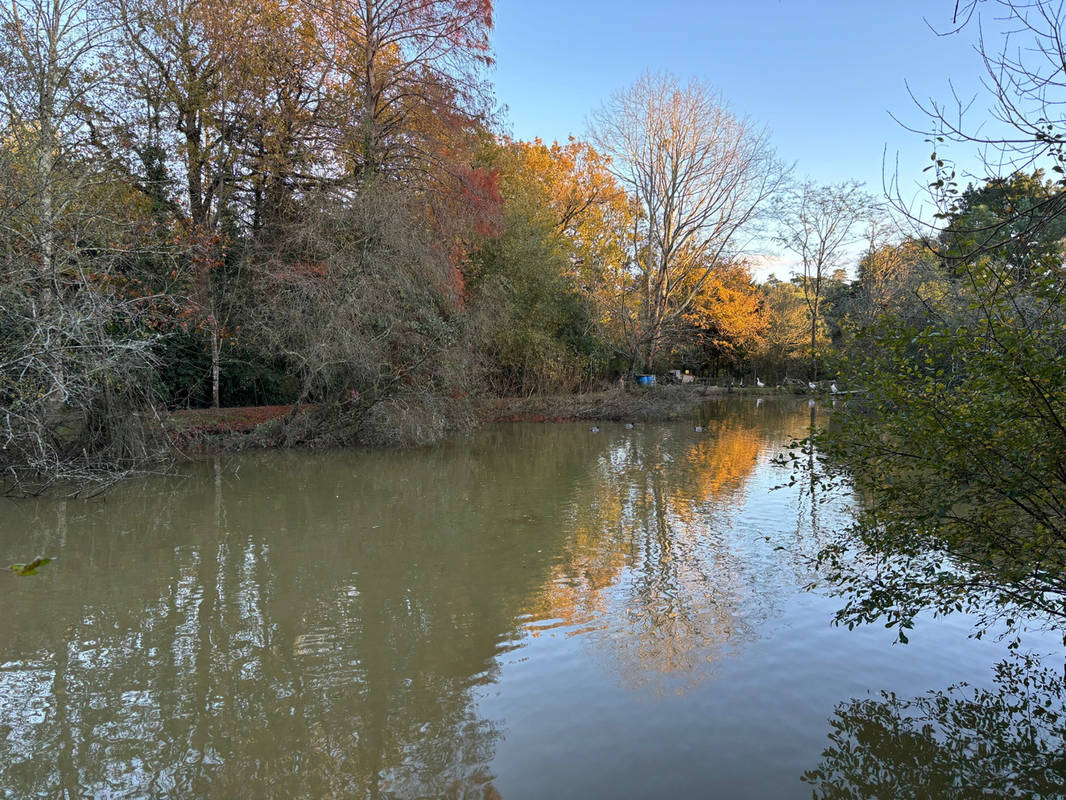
[919, 1, 1066, 175]
[773, 180, 877, 380]
[589, 71, 786, 372]
[0, 0, 170, 494]
[0, 0, 111, 301]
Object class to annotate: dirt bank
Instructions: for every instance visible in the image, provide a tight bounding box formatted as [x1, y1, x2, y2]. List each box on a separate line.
[164, 385, 788, 449]
[479, 384, 778, 423]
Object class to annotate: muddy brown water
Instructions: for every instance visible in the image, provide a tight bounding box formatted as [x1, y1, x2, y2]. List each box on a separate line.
[1, 397, 1061, 798]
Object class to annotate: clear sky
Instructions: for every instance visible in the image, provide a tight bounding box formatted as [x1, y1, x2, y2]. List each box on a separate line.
[491, 1, 996, 276]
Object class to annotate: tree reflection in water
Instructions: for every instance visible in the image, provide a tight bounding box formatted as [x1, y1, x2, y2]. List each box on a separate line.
[520, 398, 832, 693]
[804, 655, 1066, 799]
[0, 433, 603, 799]
[0, 397, 833, 798]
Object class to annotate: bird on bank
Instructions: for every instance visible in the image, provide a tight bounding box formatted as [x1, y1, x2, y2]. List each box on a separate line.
[624, 423, 634, 429]
[694, 425, 704, 432]
[830, 383, 839, 394]
[808, 381, 817, 391]
[756, 378, 765, 388]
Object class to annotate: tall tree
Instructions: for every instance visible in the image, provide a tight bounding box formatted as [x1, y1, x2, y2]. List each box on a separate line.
[305, 0, 493, 182]
[0, 0, 110, 300]
[807, 1, 1066, 640]
[110, 0, 245, 228]
[0, 0, 169, 492]
[589, 71, 786, 371]
[773, 180, 876, 380]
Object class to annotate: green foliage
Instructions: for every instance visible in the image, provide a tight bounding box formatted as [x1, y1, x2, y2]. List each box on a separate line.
[154, 333, 294, 409]
[940, 171, 1066, 282]
[468, 145, 607, 395]
[816, 253, 1066, 636]
[470, 212, 599, 394]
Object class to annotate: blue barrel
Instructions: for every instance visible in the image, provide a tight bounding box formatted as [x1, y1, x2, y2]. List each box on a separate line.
[637, 374, 656, 386]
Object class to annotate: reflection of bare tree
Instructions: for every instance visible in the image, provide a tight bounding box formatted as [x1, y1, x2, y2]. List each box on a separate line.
[797, 399, 821, 545]
[0, 429, 608, 798]
[0, 401, 834, 795]
[525, 399, 822, 693]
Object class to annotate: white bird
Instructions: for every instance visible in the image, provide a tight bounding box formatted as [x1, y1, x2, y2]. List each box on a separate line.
[756, 378, 765, 388]
[624, 422, 634, 429]
[830, 383, 839, 394]
[694, 425, 704, 432]
[808, 381, 817, 391]
[756, 398, 763, 408]
[590, 426, 600, 433]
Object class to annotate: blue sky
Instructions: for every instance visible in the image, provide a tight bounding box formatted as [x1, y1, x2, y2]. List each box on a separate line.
[491, 1, 996, 276]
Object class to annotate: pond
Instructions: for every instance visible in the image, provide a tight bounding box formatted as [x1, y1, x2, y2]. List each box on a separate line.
[1, 397, 1062, 798]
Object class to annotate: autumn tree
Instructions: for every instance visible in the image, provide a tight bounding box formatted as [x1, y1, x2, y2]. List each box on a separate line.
[589, 71, 786, 372]
[756, 277, 815, 381]
[494, 138, 630, 289]
[674, 261, 768, 374]
[100, 0, 252, 407]
[108, 0, 247, 227]
[231, 1, 330, 231]
[302, 0, 493, 181]
[466, 137, 627, 393]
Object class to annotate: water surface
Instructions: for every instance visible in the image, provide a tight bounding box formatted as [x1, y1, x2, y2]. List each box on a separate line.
[1, 398, 1059, 798]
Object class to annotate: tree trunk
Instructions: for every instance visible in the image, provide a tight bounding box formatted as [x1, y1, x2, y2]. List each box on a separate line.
[185, 108, 205, 226]
[809, 294, 819, 381]
[210, 322, 221, 409]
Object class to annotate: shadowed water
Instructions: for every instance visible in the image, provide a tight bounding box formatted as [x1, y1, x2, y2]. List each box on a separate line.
[1, 397, 1062, 799]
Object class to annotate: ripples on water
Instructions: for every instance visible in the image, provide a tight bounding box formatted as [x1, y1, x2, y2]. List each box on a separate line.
[0, 397, 1062, 799]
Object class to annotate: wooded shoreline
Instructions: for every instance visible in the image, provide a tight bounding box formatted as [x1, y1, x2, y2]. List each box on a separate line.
[164, 384, 815, 450]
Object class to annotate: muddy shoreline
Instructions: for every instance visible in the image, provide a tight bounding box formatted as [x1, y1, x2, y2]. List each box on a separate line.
[166, 385, 792, 450]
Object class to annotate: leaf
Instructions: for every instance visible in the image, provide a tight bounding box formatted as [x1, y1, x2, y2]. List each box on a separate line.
[9, 557, 54, 577]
